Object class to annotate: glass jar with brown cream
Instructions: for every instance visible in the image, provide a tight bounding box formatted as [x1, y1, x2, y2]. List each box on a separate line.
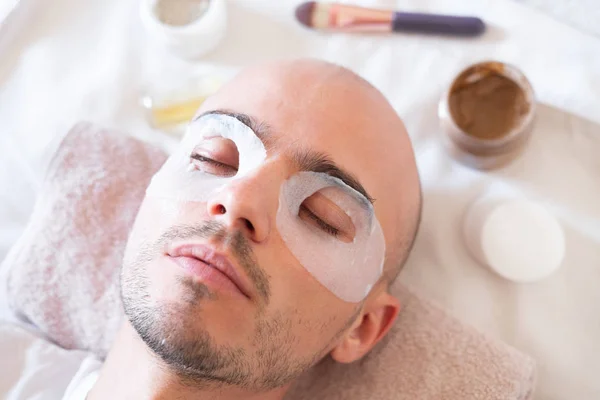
[438, 61, 536, 169]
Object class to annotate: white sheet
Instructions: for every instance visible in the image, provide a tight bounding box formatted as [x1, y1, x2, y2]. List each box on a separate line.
[0, 322, 93, 400]
[0, 0, 599, 399]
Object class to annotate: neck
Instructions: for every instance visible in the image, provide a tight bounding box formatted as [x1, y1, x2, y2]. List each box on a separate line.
[88, 322, 289, 400]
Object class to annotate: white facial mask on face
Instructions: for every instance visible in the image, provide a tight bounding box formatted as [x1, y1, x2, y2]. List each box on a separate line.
[146, 113, 385, 303]
[277, 172, 385, 303]
[146, 113, 267, 202]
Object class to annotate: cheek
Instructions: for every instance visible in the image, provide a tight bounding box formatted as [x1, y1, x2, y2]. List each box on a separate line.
[263, 238, 354, 334]
[259, 278, 354, 359]
[124, 198, 216, 301]
[124, 198, 209, 263]
[265, 225, 350, 305]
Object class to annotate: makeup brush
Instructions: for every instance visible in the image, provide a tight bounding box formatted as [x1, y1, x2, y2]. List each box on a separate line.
[295, 2, 485, 37]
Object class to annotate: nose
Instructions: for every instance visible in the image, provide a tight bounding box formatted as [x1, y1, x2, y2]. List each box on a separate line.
[206, 164, 282, 243]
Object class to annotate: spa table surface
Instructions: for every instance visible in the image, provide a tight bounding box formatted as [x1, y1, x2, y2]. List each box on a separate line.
[1, 0, 599, 399]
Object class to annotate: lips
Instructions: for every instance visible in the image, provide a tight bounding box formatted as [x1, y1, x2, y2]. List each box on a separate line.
[166, 243, 251, 299]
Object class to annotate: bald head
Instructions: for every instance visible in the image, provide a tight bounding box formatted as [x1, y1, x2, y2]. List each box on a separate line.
[201, 59, 421, 285]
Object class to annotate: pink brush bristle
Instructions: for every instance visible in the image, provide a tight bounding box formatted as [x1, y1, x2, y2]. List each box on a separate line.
[295, 1, 316, 27]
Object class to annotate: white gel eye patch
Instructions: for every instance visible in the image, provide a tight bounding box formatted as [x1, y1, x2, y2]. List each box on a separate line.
[146, 113, 267, 202]
[277, 172, 385, 303]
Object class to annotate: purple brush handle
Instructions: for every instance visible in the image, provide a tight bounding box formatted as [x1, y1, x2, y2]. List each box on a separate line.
[392, 12, 485, 36]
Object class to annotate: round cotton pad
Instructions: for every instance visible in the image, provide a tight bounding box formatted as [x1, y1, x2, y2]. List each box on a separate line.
[464, 198, 565, 283]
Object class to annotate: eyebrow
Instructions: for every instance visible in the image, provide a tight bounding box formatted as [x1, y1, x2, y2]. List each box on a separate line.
[195, 109, 375, 204]
[291, 149, 375, 204]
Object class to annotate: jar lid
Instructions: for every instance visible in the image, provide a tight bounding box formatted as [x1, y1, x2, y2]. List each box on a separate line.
[464, 197, 565, 282]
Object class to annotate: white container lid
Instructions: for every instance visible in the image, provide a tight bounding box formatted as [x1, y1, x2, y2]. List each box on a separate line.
[140, 0, 227, 60]
[463, 196, 566, 283]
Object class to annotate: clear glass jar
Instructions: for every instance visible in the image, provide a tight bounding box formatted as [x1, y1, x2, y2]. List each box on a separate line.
[438, 61, 536, 170]
[141, 73, 224, 136]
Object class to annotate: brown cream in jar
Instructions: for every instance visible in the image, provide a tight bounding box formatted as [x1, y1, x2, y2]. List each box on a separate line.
[449, 65, 530, 141]
[438, 61, 536, 170]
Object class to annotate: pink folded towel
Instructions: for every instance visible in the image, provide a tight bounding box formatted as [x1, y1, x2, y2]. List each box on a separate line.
[2, 122, 536, 399]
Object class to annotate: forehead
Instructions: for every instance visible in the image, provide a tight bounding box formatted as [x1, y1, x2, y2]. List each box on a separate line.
[198, 67, 399, 177]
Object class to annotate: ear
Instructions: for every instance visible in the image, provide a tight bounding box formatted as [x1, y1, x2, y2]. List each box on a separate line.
[330, 291, 400, 364]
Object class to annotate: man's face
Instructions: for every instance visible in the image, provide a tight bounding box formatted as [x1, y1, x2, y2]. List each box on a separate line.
[121, 61, 418, 391]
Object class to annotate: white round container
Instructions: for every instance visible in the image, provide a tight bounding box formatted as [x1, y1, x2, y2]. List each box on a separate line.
[463, 195, 565, 283]
[140, 0, 227, 60]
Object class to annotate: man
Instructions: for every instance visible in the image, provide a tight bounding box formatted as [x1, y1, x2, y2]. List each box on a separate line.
[82, 58, 421, 400]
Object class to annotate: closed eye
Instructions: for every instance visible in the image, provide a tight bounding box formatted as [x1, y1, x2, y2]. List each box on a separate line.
[299, 205, 341, 238]
[190, 153, 237, 177]
[299, 191, 356, 243]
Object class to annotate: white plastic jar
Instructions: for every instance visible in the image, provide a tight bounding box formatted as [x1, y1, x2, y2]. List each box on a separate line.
[140, 0, 227, 60]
